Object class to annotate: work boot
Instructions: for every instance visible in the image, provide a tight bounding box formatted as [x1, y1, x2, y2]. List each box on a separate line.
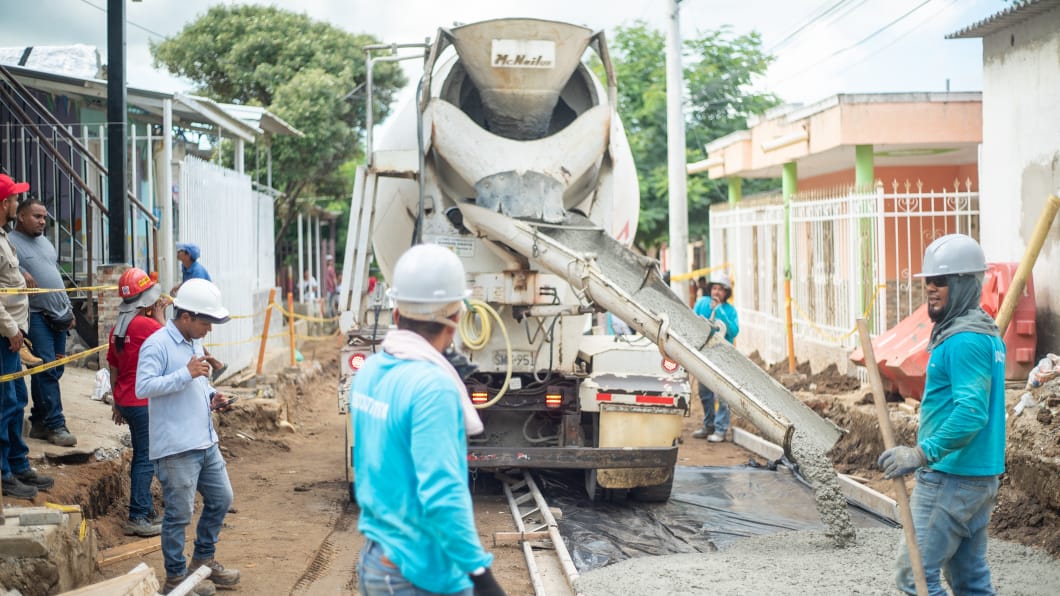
[124, 517, 162, 537]
[19, 346, 42, 367]
[46, 426, 77, 447]
[15, 468, 54, 491]
[707, 431, 727, 443]
[28, 423, 48, 440]
[162, 574, 215, 596]
[1, 475, 38, 500]
[190, 558, 240, 588]
[691, 426, 715, 439]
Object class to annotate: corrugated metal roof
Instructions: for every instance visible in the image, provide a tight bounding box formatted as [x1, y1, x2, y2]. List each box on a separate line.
[947, 0, 1060, 39]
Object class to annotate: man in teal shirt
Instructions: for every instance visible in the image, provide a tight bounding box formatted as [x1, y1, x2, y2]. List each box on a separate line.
[691, 273, 739, 442]
[351, 244, 503, 596]
[878, 234, 1005, 595]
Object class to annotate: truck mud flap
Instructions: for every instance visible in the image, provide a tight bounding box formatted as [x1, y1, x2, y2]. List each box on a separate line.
[467, 446, 678, 470]
[458, 203, 843, 456]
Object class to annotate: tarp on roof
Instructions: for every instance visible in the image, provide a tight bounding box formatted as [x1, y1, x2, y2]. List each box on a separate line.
[0, 45, 102, 79]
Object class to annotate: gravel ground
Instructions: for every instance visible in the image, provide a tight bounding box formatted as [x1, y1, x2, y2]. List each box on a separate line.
[574, 527, 1060, 595]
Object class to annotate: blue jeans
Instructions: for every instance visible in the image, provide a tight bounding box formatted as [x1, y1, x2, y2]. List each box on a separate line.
[155, 445, 233, 578]
[27, 312, 67, 430]
[697, 383, 730, 433]
[358, 540, 473, 596]
[117, 404, 155, 521]
[897, 468, 999, 595]
[0, 338, 31, 478]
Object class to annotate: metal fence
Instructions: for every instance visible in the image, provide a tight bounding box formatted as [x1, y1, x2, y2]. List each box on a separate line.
[178, 155, 280, 374]
[710, 179, 979, 373]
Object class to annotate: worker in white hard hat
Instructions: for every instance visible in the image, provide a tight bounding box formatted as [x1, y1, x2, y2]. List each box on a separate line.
[877, 233, 1005, 595]
[136, 278, 239, 595]
[691, 272, 739, 443]
[350, 243, 505, 596]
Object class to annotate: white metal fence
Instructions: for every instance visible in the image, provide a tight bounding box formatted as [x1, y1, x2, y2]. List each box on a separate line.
[711, 180, 979, 373]
[178, 156, 280, 374]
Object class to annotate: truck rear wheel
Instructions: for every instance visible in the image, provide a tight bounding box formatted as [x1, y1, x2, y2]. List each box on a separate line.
[584, 469, 628, 503]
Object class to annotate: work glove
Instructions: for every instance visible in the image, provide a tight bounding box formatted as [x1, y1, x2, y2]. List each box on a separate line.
[877, 445, 927, 479]
[444, 346, 479, 381]
[469, 567, 506, 596]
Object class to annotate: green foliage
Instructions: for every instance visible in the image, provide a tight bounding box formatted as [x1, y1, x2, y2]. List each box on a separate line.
[151, 5, 405, 239]
[606, 21, 780, 251]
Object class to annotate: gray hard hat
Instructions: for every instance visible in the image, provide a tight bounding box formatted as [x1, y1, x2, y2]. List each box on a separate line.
[915, 233, 987, 278]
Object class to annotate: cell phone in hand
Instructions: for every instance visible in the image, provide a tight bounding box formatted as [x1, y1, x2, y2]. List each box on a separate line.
[211, 395, 238, 410]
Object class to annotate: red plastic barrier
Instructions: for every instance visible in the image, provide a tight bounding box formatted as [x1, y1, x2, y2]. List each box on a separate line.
[850, 263, 1036, 401]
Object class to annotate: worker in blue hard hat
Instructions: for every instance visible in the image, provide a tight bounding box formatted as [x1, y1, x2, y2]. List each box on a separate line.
[878, 233, 1005, 595]
[172, 242, 224, 381]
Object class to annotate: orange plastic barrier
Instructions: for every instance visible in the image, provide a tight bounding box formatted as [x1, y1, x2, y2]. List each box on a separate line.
[850, 263, 1036, 401]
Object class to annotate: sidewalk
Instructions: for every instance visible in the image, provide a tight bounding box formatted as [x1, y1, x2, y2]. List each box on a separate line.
[22, 365, 125, 462]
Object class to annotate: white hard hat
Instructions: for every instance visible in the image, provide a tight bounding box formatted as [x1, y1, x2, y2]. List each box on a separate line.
[388, 244, 470, 319]
[173, 279, 230, 323]
[915, 233, 987, 278]
[709, 273, 732, 291]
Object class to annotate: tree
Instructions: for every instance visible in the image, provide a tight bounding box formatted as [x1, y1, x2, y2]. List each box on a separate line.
[151, 5, 406, 244]
[604, 22, 780, 252]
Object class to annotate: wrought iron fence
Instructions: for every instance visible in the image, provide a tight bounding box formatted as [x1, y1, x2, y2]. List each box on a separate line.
[710, 179, 979, 372]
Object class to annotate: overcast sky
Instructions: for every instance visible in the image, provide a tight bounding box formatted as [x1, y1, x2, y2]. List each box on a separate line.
[3, 0, 1006, 111]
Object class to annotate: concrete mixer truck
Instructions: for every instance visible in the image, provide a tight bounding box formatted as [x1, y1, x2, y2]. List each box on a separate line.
[338, 17, 843, 503]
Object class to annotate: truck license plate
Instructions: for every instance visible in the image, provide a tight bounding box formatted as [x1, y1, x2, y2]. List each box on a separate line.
[494, 350, 535, 368]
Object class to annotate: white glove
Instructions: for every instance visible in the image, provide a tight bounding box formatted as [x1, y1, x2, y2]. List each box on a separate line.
[877, 445, 926, 479]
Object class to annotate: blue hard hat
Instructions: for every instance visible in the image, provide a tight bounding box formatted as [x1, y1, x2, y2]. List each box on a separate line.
[176, 242, 201, 261]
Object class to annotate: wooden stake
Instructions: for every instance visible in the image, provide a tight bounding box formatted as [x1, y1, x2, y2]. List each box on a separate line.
[857, 318, 928, 596]
[256, 287, 276, 375]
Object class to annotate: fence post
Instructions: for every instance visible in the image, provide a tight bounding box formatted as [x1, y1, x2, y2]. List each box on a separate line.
[256, 288, 276, 375]
[288, 291, 296, 367]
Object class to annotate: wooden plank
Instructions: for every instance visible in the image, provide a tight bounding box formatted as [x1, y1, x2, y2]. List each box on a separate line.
[59, 565, 158, 595]
[838, 474, 899, 523]
[96, 537, 161, 568]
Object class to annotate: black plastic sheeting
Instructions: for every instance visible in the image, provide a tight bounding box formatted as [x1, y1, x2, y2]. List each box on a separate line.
[537, 465, 897, 572]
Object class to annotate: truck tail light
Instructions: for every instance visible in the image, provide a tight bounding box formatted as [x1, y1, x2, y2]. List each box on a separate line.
[545, 393, 563, 408]
[348, 353, 367, 371]
[471, 391, 489, 404]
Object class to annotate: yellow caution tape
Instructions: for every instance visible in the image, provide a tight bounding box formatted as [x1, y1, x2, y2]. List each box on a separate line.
[272, 302, 340, 323]
[44, 502, 81, 512]
[0, 284, 118, 295]
[0, 345, 107, 382]
[788, 283, 887, 344]
[669, 263, 731, 283]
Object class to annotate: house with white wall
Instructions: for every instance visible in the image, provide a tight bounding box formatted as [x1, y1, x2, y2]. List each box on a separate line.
[949, 0, 1060, 355]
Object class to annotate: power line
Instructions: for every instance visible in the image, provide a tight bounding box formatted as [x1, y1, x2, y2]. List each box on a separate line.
[773, 0, 937, 85]
[770, 0, 854, 52]
[78, 0, 169, 40]
[832, 0, 960, 79]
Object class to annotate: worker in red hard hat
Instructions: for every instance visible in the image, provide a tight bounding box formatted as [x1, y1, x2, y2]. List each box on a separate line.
[878, 233, 1005, 595]
[108, 267, 171, 538]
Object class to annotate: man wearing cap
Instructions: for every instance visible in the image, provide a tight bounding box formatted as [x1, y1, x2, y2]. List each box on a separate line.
[0, 174, 55, 500]
[137, 278, 239, 595]
[878, 234, 1005, 595]
[173, 242, 211, 292]
[350, 243, 504, 596]
[10, 198, 78, 447]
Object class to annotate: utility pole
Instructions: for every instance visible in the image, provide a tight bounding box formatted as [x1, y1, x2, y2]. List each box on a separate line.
[666, 0, 689, 302]
[107, 0, 127, 262]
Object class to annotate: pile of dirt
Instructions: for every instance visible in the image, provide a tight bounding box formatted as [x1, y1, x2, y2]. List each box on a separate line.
[748, 352, 861, 394]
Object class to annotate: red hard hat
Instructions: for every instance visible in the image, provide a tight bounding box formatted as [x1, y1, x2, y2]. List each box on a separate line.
[118, 267, 156, 299]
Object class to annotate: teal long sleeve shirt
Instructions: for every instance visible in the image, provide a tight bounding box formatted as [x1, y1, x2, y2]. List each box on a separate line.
[918, 331, 1006, 476]
[350, 353, 491, 593]
[693, 299, 739, 344]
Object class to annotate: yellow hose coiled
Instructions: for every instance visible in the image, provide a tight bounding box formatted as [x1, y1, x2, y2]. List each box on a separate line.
[458, 299, 513, 408]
